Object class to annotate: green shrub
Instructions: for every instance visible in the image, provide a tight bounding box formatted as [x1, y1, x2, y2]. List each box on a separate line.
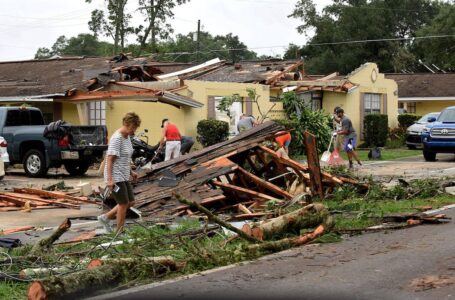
[387, 127, 406, 148]
[279, 91, 331, 155]
[196, 119, 229, 147]
[364, 114, 388, 147]
[398, 114, 421, 129]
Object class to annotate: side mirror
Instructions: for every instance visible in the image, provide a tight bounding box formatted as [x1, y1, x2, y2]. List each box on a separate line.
[427, 117, 437, 123]
[144, 129, 149, 133]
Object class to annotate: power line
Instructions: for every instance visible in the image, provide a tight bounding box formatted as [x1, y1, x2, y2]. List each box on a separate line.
[151, 34, 455, 56]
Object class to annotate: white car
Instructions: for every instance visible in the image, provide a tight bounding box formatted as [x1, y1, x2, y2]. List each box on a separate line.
[0, 137, 9, 179]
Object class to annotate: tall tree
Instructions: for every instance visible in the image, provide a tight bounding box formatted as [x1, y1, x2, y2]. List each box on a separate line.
[135, 0, 190, 56]
[414, 4, 455, 71]
[289, 0, 443, 74]
[86, 0, 132, 54]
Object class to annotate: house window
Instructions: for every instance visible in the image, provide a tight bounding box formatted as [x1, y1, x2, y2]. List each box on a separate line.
[407, 102, 416, 114]
[214, 97, 243, 136]
[89, 101, 106, 125]
[297, 92, 322, 111]
[364, 93, 381, 115]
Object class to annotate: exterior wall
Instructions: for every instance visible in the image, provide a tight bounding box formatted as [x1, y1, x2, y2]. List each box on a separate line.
[62, 102, 80, 125]
[414, 100, 455, 116]
[348, 63, 399, 131]
[105, 101, 186, 143]
[180, 80, 271, 150]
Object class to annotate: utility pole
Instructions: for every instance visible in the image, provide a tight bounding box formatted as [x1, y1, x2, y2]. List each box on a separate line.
[196, 19, 201, 63]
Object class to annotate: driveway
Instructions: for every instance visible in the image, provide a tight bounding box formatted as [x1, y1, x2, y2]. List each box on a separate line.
[90, 205, 455, 300]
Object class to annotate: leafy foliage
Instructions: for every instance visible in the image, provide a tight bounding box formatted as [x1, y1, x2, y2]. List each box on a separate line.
[288, 0, 444, 74]
[196, 119, 229, 147]
[363, 114, 388, 147]
[281, 91, 331, 154]
[398, 114, 421, 129]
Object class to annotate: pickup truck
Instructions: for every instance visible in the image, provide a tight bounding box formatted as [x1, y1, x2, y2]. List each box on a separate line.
[421, 106, 455, 161]
[0, 106, 108, 177]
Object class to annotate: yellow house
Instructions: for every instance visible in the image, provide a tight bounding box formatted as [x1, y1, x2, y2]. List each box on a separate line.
[385, 73, 455, 116]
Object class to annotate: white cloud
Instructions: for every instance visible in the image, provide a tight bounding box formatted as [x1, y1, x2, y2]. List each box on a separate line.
[0, 0, 331, 61]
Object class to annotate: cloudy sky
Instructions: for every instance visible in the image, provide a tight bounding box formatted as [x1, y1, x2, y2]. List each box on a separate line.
[0, 0, 331, 62]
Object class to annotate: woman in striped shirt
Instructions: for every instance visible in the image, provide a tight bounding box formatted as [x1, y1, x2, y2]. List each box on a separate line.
[98, 112, 141, 233]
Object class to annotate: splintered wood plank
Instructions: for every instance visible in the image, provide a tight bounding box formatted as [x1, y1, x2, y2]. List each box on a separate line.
[257, 145, 342, 184]
[228, 212, 274, 221]
[3, 193, 79, 209]
[212, 181, 278, 202]
[1, 226, 35, 235]
[236, 166, 293, 200]
[238, 204, 252, 215]
[13, 188, 96, 204]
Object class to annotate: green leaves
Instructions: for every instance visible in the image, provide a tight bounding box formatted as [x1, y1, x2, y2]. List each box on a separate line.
[196, 119, 229, 147]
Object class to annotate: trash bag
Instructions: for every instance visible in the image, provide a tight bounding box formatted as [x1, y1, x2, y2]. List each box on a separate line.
[0, 237, 22, 248]
[43, 120, 71, 140]
[368, 147, 382, 160]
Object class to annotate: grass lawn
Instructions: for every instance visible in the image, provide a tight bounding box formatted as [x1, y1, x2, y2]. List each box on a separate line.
[293, 148, 420, 162]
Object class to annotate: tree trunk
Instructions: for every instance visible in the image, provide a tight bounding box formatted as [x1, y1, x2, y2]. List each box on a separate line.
[28, 256, 177, 300]
[20, 267, 71, 279]
[87, 256, 177, 270]
[245, 221, 332, 253]
[29, 219, 71, 256]
[242, 203, 329, 241]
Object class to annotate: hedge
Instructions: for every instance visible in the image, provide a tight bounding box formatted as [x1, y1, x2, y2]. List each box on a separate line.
[196, 119, 229, 147]
[398, 114, 421, 129]
[364, 114, 388, 147]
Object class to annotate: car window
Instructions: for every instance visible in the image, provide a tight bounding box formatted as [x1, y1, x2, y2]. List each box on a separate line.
[30, 110, 45, 125]
[417, 113, 439, 123]
[438, 109, 455, 122]
[5, 110, 30, 126]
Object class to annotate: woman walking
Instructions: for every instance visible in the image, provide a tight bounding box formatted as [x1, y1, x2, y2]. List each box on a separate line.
[98, 112, 141, 233]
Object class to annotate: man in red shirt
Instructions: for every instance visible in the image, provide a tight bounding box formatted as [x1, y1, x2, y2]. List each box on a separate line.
[159, 119, 182, 161]
[274, 131, 292, 154]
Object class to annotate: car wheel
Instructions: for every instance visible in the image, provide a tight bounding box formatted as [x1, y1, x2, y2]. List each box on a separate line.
[23, 149, 48, 177]
[423, 150, 437, 162]
[64, 161, 90, 176]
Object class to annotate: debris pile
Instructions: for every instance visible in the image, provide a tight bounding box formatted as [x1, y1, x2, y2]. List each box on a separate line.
[133, 121, 367, 222]
[0, 188, 96, 212]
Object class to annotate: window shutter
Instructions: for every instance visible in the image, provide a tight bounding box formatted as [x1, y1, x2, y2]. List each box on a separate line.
[207, 96, 215, 119]
[245, 97, 253, 116]
[360, 93, 365, 139]
[382, 94, 388, 115]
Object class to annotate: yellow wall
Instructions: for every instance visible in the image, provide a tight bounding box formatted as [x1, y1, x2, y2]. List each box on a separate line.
[62, 102, 80, 125]
[180, 80, 272, 149]
[415, 101, 455, 116]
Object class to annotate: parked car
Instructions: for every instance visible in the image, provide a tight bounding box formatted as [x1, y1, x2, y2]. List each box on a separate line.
[0, 106, 108, 177]
[406, 112, 440, 149]
[421, 106, 455, 161]
[0, 136, 10, 168]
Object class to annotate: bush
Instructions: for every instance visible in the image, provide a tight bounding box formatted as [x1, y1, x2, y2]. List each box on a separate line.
[196, 119, 229, 147]
[387, 127, 406, 148]
[398, 114, 421, 129]
[364, 114, 388, 147]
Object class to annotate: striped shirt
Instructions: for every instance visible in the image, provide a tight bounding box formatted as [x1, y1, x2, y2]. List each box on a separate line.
[104, 131, 133, 183]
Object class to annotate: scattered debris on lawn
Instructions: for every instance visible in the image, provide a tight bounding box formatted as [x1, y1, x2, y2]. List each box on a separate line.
[132, 121, 367, 223]
[0, 187, 97, 212]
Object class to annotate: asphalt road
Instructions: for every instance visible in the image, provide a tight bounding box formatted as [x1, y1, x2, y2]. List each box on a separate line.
[91, 205, 455, 300]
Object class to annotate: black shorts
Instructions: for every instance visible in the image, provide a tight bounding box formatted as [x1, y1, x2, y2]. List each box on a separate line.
[112, 181, 134, 204]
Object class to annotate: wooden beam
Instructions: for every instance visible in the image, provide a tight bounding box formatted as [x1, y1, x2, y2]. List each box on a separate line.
[212, 181, 278, 202]
[236, 166, 293, 200]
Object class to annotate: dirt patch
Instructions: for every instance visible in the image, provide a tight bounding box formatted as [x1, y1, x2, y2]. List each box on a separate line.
[410, 275, 455, 291]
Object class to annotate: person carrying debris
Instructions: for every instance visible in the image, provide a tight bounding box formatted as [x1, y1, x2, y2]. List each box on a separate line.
[335, 108, 362, 169]
[159, 118, 182, 161]
[274, 130, 292, 155]
[332, 106, 344, 152]
[98, 112, 141, 233]
[237, 114, 258, 133]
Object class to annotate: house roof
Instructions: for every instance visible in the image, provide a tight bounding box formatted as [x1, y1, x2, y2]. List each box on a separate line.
[191, 59, 303, 83]
[0, 56, 192, 98]
[385, 73, 455, 98]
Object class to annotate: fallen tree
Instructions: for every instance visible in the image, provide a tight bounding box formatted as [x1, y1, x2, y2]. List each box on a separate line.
[29, 218, 71, 256]
[241, 203, 330, 241]
[28, 256, 177, 300]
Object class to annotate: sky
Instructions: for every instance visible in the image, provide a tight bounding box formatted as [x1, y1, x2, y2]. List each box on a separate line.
[0, 0, 332, 62]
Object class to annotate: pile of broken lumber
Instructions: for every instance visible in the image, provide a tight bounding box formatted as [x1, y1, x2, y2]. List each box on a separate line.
[0, 188, 96, 212]
[133, 121, 367, 222]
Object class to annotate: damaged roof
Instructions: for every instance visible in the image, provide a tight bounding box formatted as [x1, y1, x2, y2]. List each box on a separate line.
[385, 73, 455, 98]
[192, 59, 303, 83]
[0, 56, 192, 98]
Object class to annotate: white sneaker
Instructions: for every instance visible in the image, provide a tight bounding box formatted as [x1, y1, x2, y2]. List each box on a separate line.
[97, 214, 113, 233]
